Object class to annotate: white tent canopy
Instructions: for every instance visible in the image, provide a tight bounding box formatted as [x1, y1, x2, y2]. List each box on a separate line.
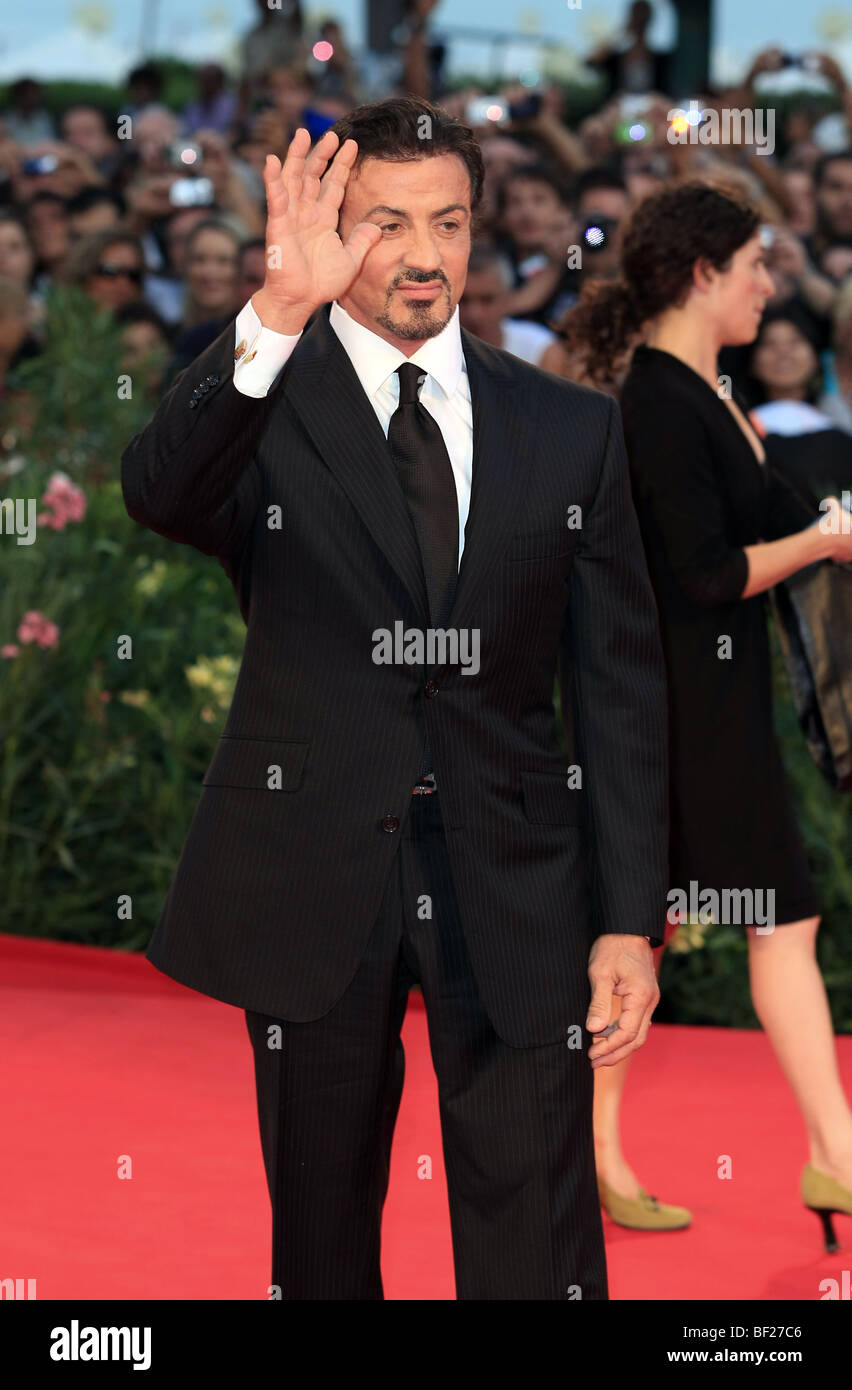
[0, 30, 136, 83]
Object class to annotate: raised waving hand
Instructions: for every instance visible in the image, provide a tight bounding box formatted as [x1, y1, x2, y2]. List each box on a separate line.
[252, 127, 382, 334]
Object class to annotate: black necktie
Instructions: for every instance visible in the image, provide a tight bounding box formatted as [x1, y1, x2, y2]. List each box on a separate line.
[387, 362, 459, 631]
[387, 362, 459, 782]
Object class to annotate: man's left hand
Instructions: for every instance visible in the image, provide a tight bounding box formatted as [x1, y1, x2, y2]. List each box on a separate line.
[586, 934, 659, 1068]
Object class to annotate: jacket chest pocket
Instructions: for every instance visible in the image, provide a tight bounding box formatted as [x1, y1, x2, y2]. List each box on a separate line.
[202, 737, 310, 790]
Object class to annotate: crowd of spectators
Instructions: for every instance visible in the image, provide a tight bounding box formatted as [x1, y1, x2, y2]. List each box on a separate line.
[1, 0, 851, 480]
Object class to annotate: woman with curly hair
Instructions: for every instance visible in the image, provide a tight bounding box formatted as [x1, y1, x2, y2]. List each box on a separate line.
[562, 180, 852, 1249]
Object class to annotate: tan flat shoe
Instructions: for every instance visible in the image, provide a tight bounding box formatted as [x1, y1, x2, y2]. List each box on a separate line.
[598, 1173, 692, 1230]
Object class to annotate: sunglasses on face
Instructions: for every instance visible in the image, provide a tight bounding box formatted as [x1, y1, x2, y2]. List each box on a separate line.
[94, 263, 143, 282]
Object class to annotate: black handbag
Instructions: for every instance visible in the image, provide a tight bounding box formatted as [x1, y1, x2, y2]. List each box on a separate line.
[767, 467, 852, 792]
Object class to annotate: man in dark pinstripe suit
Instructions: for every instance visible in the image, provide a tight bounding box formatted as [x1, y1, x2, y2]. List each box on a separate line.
[122, 97, 669, 1300]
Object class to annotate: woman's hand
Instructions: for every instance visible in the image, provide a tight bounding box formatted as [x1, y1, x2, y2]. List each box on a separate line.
[819, 496, 852, 565]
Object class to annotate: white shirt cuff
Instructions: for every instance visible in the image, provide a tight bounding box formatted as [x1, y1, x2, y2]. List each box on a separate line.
[232, 297, 302, 397]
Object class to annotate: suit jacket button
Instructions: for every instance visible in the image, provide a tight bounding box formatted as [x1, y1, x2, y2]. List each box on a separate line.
[424, 680, 438, 697]
[381, 815, 399, 833]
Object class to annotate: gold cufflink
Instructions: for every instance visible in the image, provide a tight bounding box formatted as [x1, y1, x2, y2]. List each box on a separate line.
[242, 349, 258, 364]
[234, 338, 248, 361]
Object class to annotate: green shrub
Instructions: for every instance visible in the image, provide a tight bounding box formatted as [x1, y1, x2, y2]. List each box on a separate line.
[0, 289, 243, 947]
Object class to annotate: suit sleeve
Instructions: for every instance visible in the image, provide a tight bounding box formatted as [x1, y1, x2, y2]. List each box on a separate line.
[562, 396, 670, 946]
[120, 315, 294, 558]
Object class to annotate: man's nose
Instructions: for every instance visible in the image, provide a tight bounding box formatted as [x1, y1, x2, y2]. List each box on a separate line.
[402, 226, 442, 272]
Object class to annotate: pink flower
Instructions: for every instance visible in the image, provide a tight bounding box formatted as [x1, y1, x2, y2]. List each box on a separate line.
[17, 610, 60, 648]
[39, 472, 86, 531]
[1, 644, 19, 658]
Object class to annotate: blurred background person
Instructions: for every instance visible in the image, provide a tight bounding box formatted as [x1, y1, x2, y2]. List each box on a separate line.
[59, 103, 120, 180]
[0, 278, 41, 401]
[65, 229, 146, 315]
[178, 218, 240, 331]
[459, 244, 555, 364]
[3, 77, 54, 145]
[66, 187, 127, 246]
[24, 191, 71, 294]
[745, 304, 852, 505]
[495, 165, 577, 326]
[0, 208, 36, 295]
[585, 0, 674, 99]
[820, 281, 852, 433]
[162, 219, 241, 383]
[181, 64, 238, 138]
[125, 64, 165, 121]
[240, 0, 306, 115]
[235, 236, 266, 306]
[114, 301, 174, 403]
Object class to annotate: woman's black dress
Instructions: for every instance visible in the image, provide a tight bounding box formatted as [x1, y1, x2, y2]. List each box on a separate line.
[619, 345, 820, 925]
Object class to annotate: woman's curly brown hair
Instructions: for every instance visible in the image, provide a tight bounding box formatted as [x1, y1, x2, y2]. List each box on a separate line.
[560, 180, 761, 387]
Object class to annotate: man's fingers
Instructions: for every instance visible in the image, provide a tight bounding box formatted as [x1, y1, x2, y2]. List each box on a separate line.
[280, 126, 312, 203]
[302, 128, 342, 200]
[588, 991, 657, 1066]
[586, 976, 614, 1033]
[593, 1008, 654, 1066]
[317, 137, 359, 208]
[263, 155, 288, 219]
[344, 220, 383, 269]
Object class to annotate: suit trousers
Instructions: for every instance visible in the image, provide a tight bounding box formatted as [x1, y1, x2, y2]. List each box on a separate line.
[244, 790, 609, 1300]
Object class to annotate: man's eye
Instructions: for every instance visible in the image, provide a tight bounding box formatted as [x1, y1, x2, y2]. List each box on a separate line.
[381, 222, 402, 233]
[438, 221, 460, 232]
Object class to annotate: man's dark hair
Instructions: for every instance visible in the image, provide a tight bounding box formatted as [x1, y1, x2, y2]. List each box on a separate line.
[113, 300, 174, 342]
[466, 243, 514, 284]
[813, 151, 852, 188]
[10, 78, 41, 102]
[329, 96, 485, 212]
[573, 165, 628, 203]
[65, 228, 145, 286]
[128, 63, 163, 96]
[494, 164, 573, 218]
[67, 186, 127, 219]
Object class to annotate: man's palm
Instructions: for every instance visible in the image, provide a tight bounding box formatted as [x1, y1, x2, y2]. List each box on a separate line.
[261, 128, 382, 317]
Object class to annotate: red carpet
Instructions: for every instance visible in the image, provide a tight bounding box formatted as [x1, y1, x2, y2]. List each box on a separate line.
[2, 933, 850, 1300]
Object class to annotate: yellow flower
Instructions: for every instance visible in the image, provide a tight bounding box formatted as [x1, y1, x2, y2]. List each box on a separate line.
[185, 659, 214, 689]
[118, 690, 151, 708]
[669, 916, 713, 953]
[186, 654, 237, 708]
[135, 560, 168, 598]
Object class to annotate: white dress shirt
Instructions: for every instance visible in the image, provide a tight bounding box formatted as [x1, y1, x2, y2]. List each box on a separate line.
[232, 296, 473, 566]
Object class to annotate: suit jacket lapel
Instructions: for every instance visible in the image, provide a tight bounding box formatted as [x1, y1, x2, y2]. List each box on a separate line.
[446, 330, 535, 636]
[283, 304, 430, 621]
[282, 308, 537, 647]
